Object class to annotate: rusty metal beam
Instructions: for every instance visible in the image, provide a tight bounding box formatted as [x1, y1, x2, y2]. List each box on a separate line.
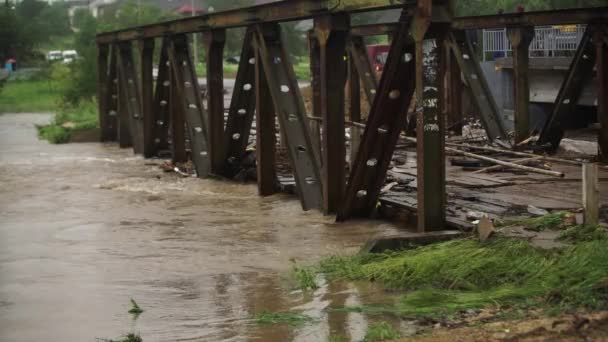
[151, 38, 171, 153]
[538, 27, 596, 149]
[203, 29, 227, 175]
[315, 14, 349, 215]
[254, 23, 323, 211]
[448, 30, 508, 141]
[96, 1, 407, 44]
[170, 69, 187, 163]
[347, 35, 378, 106]
[167, 34, 211, 176]
[507, 26, 534, 144]
[223, 29, 257, 178]
[254, 31, 277, 196]
[137, 38, 155, 157]
[338, 13, 416, 221]
[596, 28, 608, 163]
[117, 42, 143, 151]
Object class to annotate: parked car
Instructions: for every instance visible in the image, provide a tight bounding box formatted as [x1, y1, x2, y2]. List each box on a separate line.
[47, 50, 63, 62]
[62, 50, 78, 64]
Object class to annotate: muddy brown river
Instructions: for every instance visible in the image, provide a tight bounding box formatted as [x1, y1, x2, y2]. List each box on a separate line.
[0, 113, 403, 341]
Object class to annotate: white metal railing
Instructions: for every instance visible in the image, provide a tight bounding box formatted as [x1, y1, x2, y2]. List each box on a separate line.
[482, 25, 586, 60]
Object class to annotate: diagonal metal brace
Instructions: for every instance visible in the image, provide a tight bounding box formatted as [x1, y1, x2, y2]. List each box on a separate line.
[338, 15, 416, 221]
[167, 34, 211, 177]
[448, 30, 508, 142]
[253, 23, 323, 211]
[538, 26, 596, 149]
[222, 29, 257, 177]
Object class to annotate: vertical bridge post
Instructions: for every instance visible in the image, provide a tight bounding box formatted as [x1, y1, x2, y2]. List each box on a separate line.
[314, 14, 349, 214]
[137, 38, 155, 158]
[254, 31, 278, 196]
[507, 26, 534, 144]
[413, 0, 450, 232]
[595, 28, 608, 163]
[203, 29, 227, 175]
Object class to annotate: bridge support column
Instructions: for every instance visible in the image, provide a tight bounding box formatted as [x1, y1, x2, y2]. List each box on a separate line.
[314, 14, 349, 214]
[254, 35, 277, 196]
[203, 29, 227, 174]
[595, 28, 608, 163]
[138, 39, 155, 158]
[507, 26, 534, 144]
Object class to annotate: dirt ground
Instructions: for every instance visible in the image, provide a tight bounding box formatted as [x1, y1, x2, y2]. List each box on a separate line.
[409, 311, 608, 341]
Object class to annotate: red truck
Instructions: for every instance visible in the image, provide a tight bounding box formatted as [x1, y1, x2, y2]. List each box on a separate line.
[367, 44, 390, 72]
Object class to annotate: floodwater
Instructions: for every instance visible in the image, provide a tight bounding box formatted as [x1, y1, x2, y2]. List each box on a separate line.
[0, 113, 402, 341]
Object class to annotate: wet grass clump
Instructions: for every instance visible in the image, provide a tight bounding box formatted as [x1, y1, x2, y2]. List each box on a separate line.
[363, 321, 401, 341]
[292, 264, 318, 291]
[499, 211, 569, 231]
[255, 310, 317, 326]
[128, 299, 144, 315]
[559, 224, 607, 242]
[317, 236, 608, 318]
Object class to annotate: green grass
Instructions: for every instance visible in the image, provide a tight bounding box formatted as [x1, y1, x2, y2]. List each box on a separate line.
[255, 310, 317, 326]
[499, 212, 570, 231]
[37, 99, 98, 144]
[363, 322, 402, 342]
[293, 62, 311, 80]
[0, 80, 61, 113]
[559, 224, 608, 243]
[128, 299, 144, 315]
[316, 233, 608, 318]
[292, 264, 318, 291]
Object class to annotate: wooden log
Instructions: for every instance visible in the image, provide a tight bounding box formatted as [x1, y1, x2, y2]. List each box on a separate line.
[582, 163, 599, 225]
[472, 156, 542, 174]
[447, 143, 608, 170]
[402, 137, 564, 177]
